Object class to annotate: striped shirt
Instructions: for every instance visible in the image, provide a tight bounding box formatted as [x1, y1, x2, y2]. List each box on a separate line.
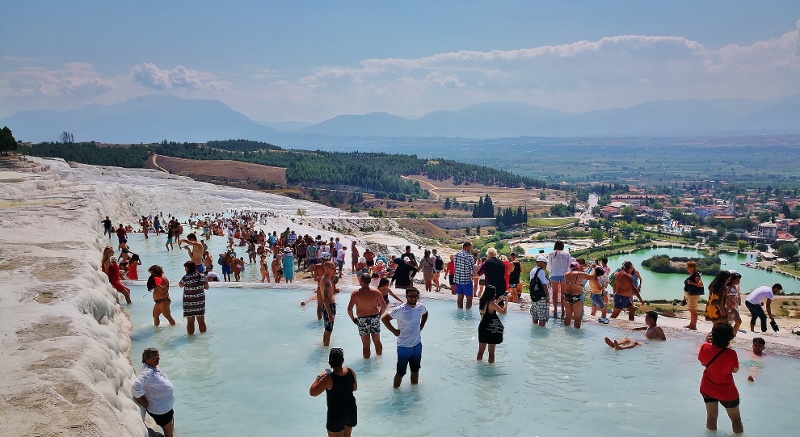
[181, 272, 207, 317]
[453, 249, 476, 284]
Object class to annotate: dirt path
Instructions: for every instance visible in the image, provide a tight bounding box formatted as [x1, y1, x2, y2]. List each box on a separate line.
[401, 175, 440, 200]
[149, 154, 168, 172]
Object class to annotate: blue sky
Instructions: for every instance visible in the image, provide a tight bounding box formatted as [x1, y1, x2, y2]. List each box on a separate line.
[2, 1, 799, 121]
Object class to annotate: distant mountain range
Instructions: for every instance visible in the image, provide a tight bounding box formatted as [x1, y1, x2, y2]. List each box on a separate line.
[2, 94, 798, 144]
[1, 95, 280, 144]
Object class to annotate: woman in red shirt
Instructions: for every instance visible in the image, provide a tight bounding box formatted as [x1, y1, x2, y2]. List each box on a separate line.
[698, 322, 743, 434]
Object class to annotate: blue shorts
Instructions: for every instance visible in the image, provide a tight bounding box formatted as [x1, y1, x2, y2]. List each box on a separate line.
[590, 293, 605, 309]
[397, 342, 422, 375]
[550, 275, 565, 283]
[455, 283, 474, 297]
[614, 294, 633, 309]
[196, 264, 205, 274]
[222, 265, 232, 275]
[337, 260, 344, 271]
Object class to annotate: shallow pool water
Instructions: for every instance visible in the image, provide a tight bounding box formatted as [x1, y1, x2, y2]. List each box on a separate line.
[127, 285, 799, 437]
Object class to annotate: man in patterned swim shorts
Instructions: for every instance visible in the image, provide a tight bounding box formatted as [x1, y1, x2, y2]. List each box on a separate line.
[348, 273, 387, 358]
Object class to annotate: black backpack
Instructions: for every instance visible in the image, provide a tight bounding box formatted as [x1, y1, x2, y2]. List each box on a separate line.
[529, 267, 547, 302]
[434, 255, 444, 270]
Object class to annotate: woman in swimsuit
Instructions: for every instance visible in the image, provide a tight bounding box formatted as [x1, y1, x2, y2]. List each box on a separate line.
[147, 265, 175, 326]
[562, 262, 596, 329]
[260, 253, 271, 283]
[127, 253, 141, 280]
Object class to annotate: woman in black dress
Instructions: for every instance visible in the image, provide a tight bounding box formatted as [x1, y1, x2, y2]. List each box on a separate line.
[477, 284, 508, 363]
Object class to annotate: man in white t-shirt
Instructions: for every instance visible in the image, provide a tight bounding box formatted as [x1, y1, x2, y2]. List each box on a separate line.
[744, 283, 782, 333]
[382, 287, 428, 388]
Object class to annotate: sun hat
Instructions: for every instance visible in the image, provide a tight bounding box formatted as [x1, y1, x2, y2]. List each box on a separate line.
[536, 255, 547, 263]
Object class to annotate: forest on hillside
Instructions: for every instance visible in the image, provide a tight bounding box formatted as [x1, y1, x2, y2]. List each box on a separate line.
[18, 139, 548, 197]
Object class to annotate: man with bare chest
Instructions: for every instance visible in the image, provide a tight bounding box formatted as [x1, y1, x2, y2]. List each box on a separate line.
[317, 261, 338, 346]
[179, 233, 206, 273]
[348, 274, 386, 358]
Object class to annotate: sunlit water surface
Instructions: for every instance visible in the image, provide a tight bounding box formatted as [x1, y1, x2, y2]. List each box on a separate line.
[121, 232, 798, 436]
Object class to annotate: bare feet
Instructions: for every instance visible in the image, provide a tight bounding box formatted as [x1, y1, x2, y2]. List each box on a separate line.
[685, 325, 697, 330]
[604, 337, 617, 349]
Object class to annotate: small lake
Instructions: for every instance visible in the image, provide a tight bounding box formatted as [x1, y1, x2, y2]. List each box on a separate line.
[604, 247, 798, 301]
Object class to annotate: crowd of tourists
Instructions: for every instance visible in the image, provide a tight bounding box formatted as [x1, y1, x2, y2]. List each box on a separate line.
[101, 212, 777, 436]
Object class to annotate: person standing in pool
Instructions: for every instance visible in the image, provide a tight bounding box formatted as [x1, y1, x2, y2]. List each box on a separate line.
[179, 233, 206, 274]
[310, 348, 357, 437]
[348, 274, 386, 358]
[699, 322, 743, 434]
[546, 240, 571, 319]
[453, 241, 477, 309]
[147, 265, 176, 326]
[529, 255, 551, 327]
[179, 261, 208, 335]
[282, 247, 295, 283]
[382, 287, 428, 388]
[318, 261, 338, 346]
[477, 285, 507, 363]
[610, 261, 639, 321]
[133, 348, 175, 437]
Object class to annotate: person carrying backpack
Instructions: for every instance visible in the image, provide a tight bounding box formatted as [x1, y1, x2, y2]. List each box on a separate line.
[432, 249, 444, 292]
[529, 255, 551, 327]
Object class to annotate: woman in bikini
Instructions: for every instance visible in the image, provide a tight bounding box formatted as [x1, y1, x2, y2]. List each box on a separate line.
[562, 261, 596, 329]
[147, 265, 175, 326]
[260, 253, 271, 283]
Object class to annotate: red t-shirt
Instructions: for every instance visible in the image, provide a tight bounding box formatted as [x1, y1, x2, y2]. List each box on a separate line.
[447, 260, 455, 275]
[698, 343, 739, 401]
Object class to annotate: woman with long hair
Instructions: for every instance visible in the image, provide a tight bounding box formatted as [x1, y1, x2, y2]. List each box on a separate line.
[563, 262, 596, 329]
[547, 241, 571, 320]
[420, 249, 436, 292]
[101, 246, 114, 274]
[705, 270, 731, 323]
[477, 284, 507, 363]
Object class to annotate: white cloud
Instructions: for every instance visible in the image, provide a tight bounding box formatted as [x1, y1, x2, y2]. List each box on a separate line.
[0, 62, 113, 99]
[265, 22, 798, 117]
[131, 63, 231, 90]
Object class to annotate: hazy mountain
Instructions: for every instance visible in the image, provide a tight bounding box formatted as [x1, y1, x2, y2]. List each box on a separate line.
[3, 95, 798, 144]
[295, 97, 800, 138]
[1, 95, 280, 143]
[299, 112, 415, 136]
[257, 120, 315, 132]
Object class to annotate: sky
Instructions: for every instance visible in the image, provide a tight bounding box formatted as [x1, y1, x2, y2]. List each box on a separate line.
[1, 0, 799, 122]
